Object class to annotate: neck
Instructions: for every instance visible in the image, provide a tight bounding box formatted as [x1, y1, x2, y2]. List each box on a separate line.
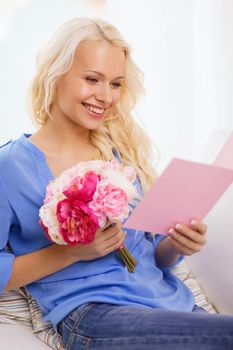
[35, 117, 91, 155]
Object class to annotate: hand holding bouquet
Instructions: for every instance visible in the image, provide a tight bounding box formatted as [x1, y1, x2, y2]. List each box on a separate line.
[39, 159, 141, 272]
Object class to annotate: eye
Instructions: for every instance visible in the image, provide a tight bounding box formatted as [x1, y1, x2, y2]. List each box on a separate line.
[111, 82, 122, 88]
[85, 77, 98, 83]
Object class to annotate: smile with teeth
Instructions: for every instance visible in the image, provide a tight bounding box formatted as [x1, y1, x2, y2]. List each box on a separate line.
[82, 103, 105, 115]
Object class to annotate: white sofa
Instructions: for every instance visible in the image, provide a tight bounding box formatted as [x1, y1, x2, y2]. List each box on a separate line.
[0, 130, 232, 349]
[186, 182, 233, 315]
[186, 130, 233, 315]
[1, 323, 49, 350]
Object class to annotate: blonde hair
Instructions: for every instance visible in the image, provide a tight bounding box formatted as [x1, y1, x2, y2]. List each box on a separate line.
[26, 17, 160, 194]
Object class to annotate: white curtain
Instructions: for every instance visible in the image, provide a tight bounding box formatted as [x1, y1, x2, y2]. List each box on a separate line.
[192, 0, 233, 163]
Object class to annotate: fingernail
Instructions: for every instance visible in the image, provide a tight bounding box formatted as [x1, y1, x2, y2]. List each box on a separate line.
[175, 223, 182, 229]
[191, 220, 197, 225]
[168, 228, 175, 235]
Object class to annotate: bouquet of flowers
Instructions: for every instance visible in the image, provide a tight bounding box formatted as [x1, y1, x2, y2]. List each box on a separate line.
[39, 159, 141, 272]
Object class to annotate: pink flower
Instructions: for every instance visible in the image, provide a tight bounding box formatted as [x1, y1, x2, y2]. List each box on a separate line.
[63, 171, 100, 202]
[89, 182, 128, 225]
[56, 198, 99, 246]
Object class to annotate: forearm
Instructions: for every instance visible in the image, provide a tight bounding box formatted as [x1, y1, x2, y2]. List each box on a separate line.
[4, 244, 78, 292]
[155, 237, 181, 267]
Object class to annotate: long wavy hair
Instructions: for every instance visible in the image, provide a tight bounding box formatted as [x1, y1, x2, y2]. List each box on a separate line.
[26, 17, 160, 194]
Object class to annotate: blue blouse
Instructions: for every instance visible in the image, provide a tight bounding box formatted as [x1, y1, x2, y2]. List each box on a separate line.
[0, 134, 195, 329]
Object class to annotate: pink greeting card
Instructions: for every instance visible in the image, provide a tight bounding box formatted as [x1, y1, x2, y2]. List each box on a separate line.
[213, 131, 233, 170]
[124, 133, 233, 235]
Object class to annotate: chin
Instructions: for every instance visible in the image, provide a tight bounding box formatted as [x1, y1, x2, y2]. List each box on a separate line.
[83, 120, 104, 131]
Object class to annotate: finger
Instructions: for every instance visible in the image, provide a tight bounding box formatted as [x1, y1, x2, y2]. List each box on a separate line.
[101, 220, 113, 231]
[103, 231, 126, 254]
[100, 221, 121, 237]
[170, 224, 206, 245]
[168, 236, 194, 256]
[105, 229, 126, 244]
[100, 221, 123, 242]
[189, 219, 208, 235]
[169, 229, 201, 253]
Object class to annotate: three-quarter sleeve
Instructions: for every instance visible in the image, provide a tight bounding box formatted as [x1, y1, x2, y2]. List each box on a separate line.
[0, 177, 15, 293]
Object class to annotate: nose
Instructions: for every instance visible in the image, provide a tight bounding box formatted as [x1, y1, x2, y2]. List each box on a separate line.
[95, 83, 112, 106]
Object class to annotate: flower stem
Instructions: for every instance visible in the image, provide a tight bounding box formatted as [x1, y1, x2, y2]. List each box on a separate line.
[117, 245, 137, 273]
[118, 249, 134, 272]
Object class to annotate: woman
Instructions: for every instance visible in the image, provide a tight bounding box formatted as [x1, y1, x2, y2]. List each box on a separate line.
[0, 17, 232, 350]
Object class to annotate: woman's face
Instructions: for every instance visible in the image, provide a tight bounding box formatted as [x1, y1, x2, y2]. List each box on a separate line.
[53, 40, 126, 130]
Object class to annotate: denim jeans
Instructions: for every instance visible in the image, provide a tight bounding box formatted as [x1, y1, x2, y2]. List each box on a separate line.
[57, 303, 233, 349]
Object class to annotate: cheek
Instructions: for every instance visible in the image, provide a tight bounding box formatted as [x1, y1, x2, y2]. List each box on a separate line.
[57, 77, 92, 102]
[112, 90, 122, 105]
[75, 84, 93, 100]
[56, 78, 75, 105]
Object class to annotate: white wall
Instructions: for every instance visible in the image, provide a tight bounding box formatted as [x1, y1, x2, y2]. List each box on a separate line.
[0, 0, 232, 172]
[192, 0, 233, 163]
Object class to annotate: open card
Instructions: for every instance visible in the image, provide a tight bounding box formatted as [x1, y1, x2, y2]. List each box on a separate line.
[213, 131, 233, 170]
[124, 132, 233, 235]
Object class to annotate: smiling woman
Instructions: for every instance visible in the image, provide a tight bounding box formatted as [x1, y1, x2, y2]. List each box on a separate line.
[1, 17, 233, 350]
[25, 17, 155, 191]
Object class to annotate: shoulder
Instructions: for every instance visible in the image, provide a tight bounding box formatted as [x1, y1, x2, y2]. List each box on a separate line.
[0, 140, 14, 188]
[0, 139, 12, 150]
[0, 137, 25, 174]
[0, 139, 13, 162]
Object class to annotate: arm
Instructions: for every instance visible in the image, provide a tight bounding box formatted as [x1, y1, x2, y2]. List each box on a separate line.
[4, 244, 77, 291]
[155, 236, 181, 267]
[4, 222, 125, 292]
[0, 177, 72, 291]
[155, 220, 208, 269]
[1, 163, 126, 293]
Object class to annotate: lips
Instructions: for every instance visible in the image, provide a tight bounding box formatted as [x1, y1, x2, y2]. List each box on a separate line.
[82, 102, 105, 113]
[82, 103, 105, 119]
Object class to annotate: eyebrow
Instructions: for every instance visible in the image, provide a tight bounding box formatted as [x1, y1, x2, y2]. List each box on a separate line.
[83, 69, 125, 80]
